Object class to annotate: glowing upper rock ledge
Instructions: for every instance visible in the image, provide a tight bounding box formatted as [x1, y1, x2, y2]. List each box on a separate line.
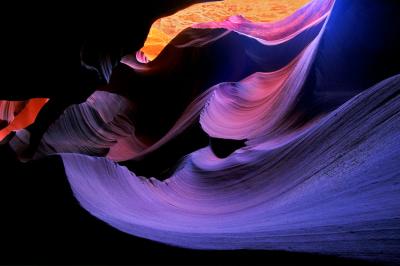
[141, 0, 311, 60]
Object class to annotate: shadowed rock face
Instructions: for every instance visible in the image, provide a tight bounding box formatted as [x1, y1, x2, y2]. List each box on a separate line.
[293, 0, 400, 121]
[0, 0, 219, 157]
[2, 0, 218, 100]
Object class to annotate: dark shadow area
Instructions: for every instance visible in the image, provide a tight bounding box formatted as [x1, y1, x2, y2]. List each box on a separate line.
[290, 0, 400, 125]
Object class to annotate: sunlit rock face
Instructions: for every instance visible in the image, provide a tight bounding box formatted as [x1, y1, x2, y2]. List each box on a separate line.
[0, 99, 47, 140]
[142, 0, 311, 60]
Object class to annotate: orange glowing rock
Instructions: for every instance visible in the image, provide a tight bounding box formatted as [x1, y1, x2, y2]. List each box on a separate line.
[141, 0, 311, 60]
[0, 98, 48, 141]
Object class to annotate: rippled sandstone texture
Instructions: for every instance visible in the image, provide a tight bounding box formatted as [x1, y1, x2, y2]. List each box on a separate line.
[142, 0, 311, 60]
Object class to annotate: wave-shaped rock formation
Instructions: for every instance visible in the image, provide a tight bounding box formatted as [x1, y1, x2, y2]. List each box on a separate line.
[1, 0, 399, 264]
